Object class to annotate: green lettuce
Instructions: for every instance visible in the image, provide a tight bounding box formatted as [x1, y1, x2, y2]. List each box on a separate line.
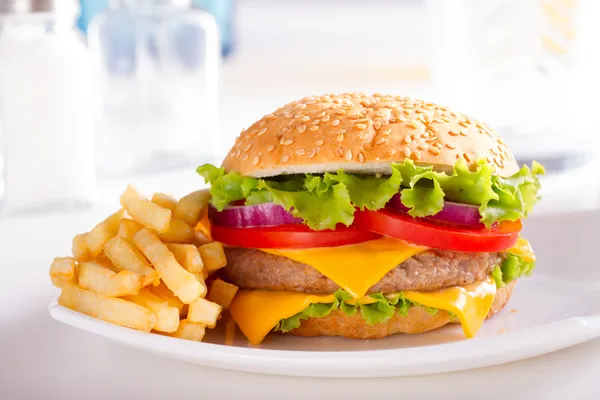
[492, 253, 536, 288]
[197, 159, 544, 230]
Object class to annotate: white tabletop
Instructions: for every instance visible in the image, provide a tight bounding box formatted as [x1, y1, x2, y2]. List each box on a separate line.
[0, 171, 599, 399]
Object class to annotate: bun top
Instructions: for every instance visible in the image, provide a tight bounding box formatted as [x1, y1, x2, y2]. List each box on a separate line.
[222, 93, 519, 177]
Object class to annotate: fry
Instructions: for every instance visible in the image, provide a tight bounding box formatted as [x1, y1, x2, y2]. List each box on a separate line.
[188, 297, 222, 328]
[58, 284, 156, 332]
[195, 213, 212, 241]
[133, 228, 205, 304]
[151, 193, 177, 213]
[49, 257, 77, 288]
[78, 260, 141, 297]
[117, 219, 144, 240]
[150, 282, 186, 316]
[84, 210, 125, 257]
[169, 320, 206, 341]
[193, 273, 208, 298]
[104, 236, 158, 287]
[72, 234, 92, 261]
[175, 189, 210, 227]
[198, 242, 227, 272]
[124, 288, 179, 333]
[206, 278, 238, 308]
[166, 244, 203, 273]
[120, 185, 171, 232]
[156, 219, 195, 243]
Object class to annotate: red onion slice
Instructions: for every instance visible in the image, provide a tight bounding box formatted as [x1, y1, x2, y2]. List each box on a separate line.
[209, 203, 303, 228]
[388, 193, 483, 227]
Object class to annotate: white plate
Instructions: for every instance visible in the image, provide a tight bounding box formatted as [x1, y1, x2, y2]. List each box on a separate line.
[49, 210, 600, 377]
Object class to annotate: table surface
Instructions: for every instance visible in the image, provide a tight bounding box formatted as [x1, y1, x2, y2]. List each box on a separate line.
[1, 172, 599, 399]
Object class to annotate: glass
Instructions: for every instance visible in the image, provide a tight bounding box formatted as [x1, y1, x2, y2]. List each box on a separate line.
[0, 5, 97, 216]
[88, 0, 221, 176]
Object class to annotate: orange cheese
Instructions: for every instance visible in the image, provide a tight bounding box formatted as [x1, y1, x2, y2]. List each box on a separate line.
[261, 237, 427, 298]
[229, 278, 497, 345]
[505, 237, 535, 263]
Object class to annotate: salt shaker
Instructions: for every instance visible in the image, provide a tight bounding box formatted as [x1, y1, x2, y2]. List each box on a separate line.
[0, 0, 97, 216]
[88, 0, 221, 176]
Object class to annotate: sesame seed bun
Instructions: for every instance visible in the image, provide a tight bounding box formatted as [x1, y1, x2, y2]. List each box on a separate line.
[222, 93, 519, 178]
[286, 280, 515, 340]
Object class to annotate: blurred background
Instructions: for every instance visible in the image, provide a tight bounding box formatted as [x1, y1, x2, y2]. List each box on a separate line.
[1, 0, 599, 216]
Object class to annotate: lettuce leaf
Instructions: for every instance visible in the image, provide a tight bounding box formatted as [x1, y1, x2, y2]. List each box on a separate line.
[492, 253, 536, 288]
[197, 159, 544, 230]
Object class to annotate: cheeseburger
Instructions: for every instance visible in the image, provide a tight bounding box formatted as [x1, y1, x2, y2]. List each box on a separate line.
[198, 93, 543, 345]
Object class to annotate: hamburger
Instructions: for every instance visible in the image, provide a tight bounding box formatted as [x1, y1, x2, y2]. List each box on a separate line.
[197, 93, 543, 345]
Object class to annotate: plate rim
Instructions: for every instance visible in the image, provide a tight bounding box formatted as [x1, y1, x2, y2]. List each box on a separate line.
[48, 300, 600, 378]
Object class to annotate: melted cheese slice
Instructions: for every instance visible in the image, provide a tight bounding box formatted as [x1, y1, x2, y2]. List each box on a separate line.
[229, 278, 496, 345]
[261, 237, 427, 298]
[505, 237, 535, 263]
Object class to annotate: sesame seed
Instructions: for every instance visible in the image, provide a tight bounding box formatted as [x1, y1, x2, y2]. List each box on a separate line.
[490, 148, 498, 155]
[308, 150, 317, 159]
[244, 143, 252, 152]
[448, 130, 459, 136]
[430, 147, 441, 155]
[356, 123, 367, 130]
[315, 139, 324, 146]
[407, 121, 419, 129]
[418, 142, 428, 150]
[459, 130, 467, 136]
[404, 136, 412, 143]
[241, 154, 248, 161]
[294, 114, 303, 119]
[257, 127, 267, 136]
[383, 128, 392, 135]
[459, 120, 469, 128]
[322, 115, 330, 122]
[446, 143, 456, 149]
[345, 150, 353, 161]
[286, 119, 295, 126]
[252, 156, 260, 166]
[390, 117, 397, 123]
[284, 139, 294, 146]
[336, 133, 344, 142]
[389, 149, 397, 156]
[312, 119, 320, 125]
[297, 125, 307, 133]
[375, 137, 386, 145]
[310, 126, 319, 131]
[404, 147, 412, 157]
[463, 153, 472, 162]
[296, 148, 306, 156]
[281, 155, 290, 163]
[335, 148, 344, 157]
[358, 153, 365, 163]
[317, 111, 326, 118]
[301, 116, 310, 122]
[332, 119, 340, 126]
[359, 132, 369, 140]
[267, 145, 276, 152]
[414, 151, 422, 160]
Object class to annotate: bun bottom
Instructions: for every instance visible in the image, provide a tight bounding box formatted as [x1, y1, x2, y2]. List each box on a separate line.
[287, 281, 516, 339]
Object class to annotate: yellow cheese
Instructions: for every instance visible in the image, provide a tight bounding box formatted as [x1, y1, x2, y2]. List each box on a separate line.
[404, 277, 496, 338]
[504, 237, 535, 263]
[229, 278, 497, 345]
[261, 237, 427, 298]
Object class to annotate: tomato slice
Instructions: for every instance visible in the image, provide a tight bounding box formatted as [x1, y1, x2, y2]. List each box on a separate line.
[211, 224, 381, 249]
[353, 209, 521, 252]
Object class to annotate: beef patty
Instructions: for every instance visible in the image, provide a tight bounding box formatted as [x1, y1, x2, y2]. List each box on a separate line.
[223, 247, 504, 294]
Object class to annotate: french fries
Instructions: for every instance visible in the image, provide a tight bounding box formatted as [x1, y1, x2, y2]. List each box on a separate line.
[50, 257, 78, 288]
[188, 297, 222, 328]
[78, 260, 141, 297]
[84, 210, 125, 257]
[120, 185, 171, 232]
[133, 228, 206, 304]
[174, 189, 210, 227]
[124, 288, 179, 333]
[72, 234, 92, 262]
[51, 186, 234, 342]
[104, 236, 159, 287]
[156, 219, 195, 243]
[166, 244, 204, 273]
[198, 242, 227, 272]
[117, 219, 144, 240]
[207, 279, 239, 308]
[170, 320, 206, 341]
[151, 192, 178, 213]
[59, 284, 157, 332]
